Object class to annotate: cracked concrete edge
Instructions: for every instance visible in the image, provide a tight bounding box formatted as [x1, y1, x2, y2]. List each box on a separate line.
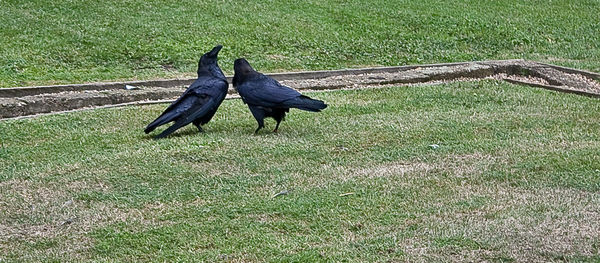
[503, 78, 600, 99]
[4, 82, 462, 121]
[534, 62, 600, 81]
[2, 94, 245, 121]
[0, 79, 194, 98]
[0, 59, 524, 98]
[2, 59, 599, 120]
[263, 59, 520, 80]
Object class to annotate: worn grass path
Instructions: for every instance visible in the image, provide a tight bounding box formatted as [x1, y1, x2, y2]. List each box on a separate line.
[1, 0, 599, 88]
[1, 81, 599, 261]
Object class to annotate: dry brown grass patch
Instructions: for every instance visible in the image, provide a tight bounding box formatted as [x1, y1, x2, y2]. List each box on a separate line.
[0, 176, 213, 260]
[398, 183, 600, 262]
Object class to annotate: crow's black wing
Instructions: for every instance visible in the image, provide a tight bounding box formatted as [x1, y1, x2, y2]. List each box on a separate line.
[153, 95, 217, 138]
[162, 76, 225, 113]
[145, 77, 227, 134]
[238, 75, 301, 107]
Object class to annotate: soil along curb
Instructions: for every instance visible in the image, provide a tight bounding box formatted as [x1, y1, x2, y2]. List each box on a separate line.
[1, 60, 599, 119]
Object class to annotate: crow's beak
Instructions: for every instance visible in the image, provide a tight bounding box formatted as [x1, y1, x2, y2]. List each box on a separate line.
[207, 45, 223, 57]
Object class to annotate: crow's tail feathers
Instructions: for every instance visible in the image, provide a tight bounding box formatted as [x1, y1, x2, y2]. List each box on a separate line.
[154, 98, 215, 139]
[144, 111, 179, 134]
[286, 95, 327, 112]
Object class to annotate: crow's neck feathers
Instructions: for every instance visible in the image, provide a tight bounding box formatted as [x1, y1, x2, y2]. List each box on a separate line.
[197, 63, 226, 80]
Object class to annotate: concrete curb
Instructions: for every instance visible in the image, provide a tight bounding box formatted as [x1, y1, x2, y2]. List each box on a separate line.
[502, 78, 600, 99]
[0, 59, 521, 98]
[1, 59, 599, 120]
[534, 62, 600, 81]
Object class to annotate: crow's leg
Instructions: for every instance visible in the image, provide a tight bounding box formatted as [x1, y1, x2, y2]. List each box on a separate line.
[272, 109, 287, 133]
[253, 117, 265, 134]
[273, 119, 282, 133]
[249, 106, 266, 135]
[193, 120, 204, 133]
[254, 122, 266, 134]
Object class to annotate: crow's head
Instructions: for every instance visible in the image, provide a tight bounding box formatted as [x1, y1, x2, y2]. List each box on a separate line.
[233, 58, 255, 76]
[232, 58, 257, 86]
[197, 45, 225, 79]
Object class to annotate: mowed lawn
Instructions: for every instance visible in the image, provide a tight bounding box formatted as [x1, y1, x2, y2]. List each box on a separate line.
[1, 81, 599, 262]
[1, 0, 599, 88]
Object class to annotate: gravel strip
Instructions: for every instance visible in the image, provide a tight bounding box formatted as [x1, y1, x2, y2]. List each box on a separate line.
[1, 60, 599, 119]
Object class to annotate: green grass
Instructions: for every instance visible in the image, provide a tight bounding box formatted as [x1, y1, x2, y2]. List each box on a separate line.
[1, 81, 599, 261]
[1, 0, 599, 88]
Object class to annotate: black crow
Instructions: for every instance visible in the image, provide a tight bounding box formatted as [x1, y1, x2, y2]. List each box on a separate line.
[233, 58, 327, 134]
[144, 45, 228, 138]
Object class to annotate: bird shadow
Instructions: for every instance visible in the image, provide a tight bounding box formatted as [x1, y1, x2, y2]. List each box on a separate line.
[141, 119, 317, 140]
[142, 127, 204, 140]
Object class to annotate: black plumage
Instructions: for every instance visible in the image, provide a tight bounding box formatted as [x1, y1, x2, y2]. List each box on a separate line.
[233, 58, 327, 134]
[144, 45, 228, 138]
